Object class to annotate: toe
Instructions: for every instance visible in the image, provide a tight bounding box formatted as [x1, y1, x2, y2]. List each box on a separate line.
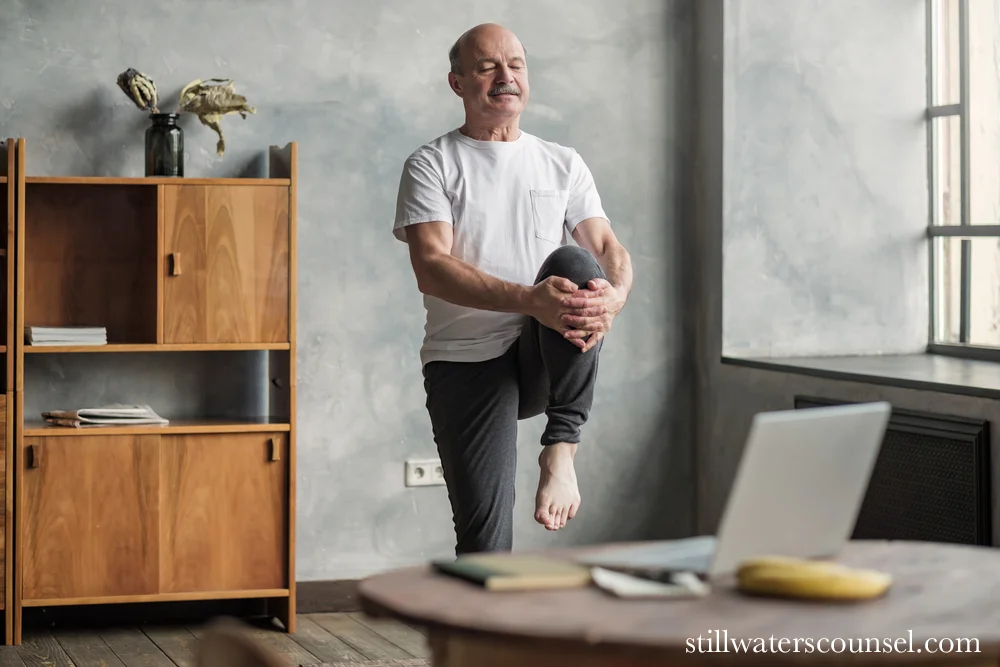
[535, 506, 549, 526]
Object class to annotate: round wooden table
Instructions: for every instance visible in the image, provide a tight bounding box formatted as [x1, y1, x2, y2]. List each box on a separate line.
[358, 540, 1000, 666]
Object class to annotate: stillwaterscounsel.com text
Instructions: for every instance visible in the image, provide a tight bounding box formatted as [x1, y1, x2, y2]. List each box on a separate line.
[687, 630, 980, 655]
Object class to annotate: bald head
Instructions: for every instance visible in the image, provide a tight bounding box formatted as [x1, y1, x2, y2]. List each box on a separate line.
[449, 23, 525, 75]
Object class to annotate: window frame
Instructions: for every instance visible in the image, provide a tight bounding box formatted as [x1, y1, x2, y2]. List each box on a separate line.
[924, 0, 1000, 359]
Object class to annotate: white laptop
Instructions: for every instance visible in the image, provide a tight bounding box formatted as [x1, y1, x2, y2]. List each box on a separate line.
[577, 401, 891, 579]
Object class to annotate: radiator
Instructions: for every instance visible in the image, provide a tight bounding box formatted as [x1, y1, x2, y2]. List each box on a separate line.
[794, 396, 992, 546]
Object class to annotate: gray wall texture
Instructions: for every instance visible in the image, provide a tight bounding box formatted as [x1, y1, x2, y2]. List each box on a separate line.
[722, 0, 929, 358]
[692, 0, 943, 530]
[0, 0, 696, 580]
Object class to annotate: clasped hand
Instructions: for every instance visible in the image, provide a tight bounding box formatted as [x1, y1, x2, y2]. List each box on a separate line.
[531, 276, 625, 352]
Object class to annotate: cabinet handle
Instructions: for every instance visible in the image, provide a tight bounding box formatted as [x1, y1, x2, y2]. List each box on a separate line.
[27, 444, 39, 469]
[269, 437, 280, 462]
[169, 252, 181, 276]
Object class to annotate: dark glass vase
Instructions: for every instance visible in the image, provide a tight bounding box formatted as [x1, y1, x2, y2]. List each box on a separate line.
[145, 113, 183, 177]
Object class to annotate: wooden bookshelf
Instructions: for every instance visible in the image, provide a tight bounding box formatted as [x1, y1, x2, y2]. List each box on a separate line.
[9, 139, 298, 645]
[21, 417, 292, 436]
[0, 139, 16, 646]
[24, 342, 290, 353]
[26, 176, 290, 186]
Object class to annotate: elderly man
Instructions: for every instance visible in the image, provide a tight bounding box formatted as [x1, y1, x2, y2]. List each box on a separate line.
[393, 23, 633, 555]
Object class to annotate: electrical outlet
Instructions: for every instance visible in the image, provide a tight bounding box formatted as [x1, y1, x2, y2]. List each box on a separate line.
[405, 458, 445, 487]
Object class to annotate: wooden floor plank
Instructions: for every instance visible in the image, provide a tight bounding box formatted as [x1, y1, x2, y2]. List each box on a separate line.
[188, 621, 319, 666]
[346, 612, 430, 658]
[55, 630, 127, 667]
[287, 616, 366, 664]
[7, 614, 423, 667]
[100, 628, 174, 667]
[17, 632, 75, 667]
[0, 646, 28, 667]
[308, 613, 412, 661]
[140, 626, 200, 667]
[403, 622, 428, 637]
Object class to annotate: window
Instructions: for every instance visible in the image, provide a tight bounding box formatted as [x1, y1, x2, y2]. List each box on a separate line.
[928, 0, 1000, 355]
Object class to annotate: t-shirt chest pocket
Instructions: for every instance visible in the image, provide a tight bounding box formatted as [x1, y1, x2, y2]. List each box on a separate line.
[529, 189, 569, 244]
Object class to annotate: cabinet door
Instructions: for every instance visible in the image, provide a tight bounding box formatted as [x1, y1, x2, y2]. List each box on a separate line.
[159, 433, 288, 593]
[20, 435, 160, 601]
[0, 397, 6, 604]
[162, 185, 289, 344]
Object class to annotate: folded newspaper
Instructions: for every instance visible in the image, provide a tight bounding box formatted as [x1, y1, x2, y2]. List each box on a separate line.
[41, 404, 169, 427]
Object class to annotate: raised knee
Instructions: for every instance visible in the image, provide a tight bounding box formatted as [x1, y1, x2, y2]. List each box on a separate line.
[538, 245, 604, 286]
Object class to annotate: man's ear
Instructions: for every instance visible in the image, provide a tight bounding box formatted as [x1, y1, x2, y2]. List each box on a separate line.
[448, 72, 463, 97]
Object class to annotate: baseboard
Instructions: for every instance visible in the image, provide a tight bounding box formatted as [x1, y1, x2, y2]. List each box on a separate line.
[296, 579, 360, 613]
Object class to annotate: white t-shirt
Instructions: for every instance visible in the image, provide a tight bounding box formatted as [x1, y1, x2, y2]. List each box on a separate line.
[393, 128, 609, 366]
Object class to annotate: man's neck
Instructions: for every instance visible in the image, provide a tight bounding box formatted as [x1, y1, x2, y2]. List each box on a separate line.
[459, 120, 521, 142]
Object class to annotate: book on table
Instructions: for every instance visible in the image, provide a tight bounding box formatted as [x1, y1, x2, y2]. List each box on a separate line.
[431, 552, 593, 591]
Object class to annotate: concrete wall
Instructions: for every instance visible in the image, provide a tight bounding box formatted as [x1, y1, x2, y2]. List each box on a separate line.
[722, 0, 929, 358]
[0, 0, 696, 579]
[693, 0, 940, 529]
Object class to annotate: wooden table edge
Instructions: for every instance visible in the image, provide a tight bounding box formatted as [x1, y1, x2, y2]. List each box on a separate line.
[356, 543, 1000, 666]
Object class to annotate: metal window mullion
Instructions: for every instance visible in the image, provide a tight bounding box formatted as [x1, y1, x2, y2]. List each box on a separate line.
[928, 225, 1000, 236]
[927, 103, 962, 117]
[959, 0, 971, 343]
[926, 0, 938, 343]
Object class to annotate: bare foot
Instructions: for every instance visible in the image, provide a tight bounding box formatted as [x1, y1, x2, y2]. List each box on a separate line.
[535, 442, 581, 530]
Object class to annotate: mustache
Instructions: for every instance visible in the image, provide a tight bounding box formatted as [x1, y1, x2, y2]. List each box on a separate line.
[488, 83, 521, 96]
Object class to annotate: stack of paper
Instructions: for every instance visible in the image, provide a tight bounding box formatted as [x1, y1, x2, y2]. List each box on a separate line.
[25, 326, 107, 346]
[42, 404, 168, 428]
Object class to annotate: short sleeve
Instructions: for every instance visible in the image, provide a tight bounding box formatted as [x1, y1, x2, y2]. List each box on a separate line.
[393, 152, 453, 243]
[564, 150, 609, 232]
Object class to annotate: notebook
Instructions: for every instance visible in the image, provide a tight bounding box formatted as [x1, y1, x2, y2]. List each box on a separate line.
[431, 553, 593, 591]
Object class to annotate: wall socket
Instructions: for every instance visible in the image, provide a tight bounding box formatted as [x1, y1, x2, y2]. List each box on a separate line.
[405, 458, 446, 487]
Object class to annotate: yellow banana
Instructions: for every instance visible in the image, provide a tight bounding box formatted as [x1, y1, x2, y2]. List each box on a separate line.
[735, 555, 892, 601]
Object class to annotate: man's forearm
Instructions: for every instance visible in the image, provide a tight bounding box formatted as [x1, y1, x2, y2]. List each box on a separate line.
[414, 253, 533, 314]
[597, 242, 633, 304]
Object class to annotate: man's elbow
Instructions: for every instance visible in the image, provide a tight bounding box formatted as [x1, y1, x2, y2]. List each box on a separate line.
[414, 271, 436, 296]
[409, 256, 441, 296]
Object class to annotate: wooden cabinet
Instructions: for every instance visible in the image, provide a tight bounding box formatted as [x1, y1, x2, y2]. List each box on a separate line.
[162, 184, 289, 344]
[20, 432, 288, 604]
[159, 433, 288, 593]
[10, 141, 299, 644]
[20, 435, 160, 602]
[0, 395, 8, 608]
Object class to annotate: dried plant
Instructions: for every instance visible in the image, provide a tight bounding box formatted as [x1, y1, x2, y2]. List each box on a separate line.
[116, 68, 159, 113]
[178, 78, 256, 156]
[115, 68, 257, 157]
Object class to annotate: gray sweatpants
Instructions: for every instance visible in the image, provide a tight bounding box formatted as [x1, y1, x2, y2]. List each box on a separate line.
[422, 245, 606, 555]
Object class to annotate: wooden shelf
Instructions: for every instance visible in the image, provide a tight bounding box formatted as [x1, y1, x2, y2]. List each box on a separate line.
[8, 140, 299, 644]
[24, 343, 290, 353]
[23, 588, 290, 608]
[22, 418, 291, 437]
[26, 176, 290, 186]
[0, 176, 6, 184]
